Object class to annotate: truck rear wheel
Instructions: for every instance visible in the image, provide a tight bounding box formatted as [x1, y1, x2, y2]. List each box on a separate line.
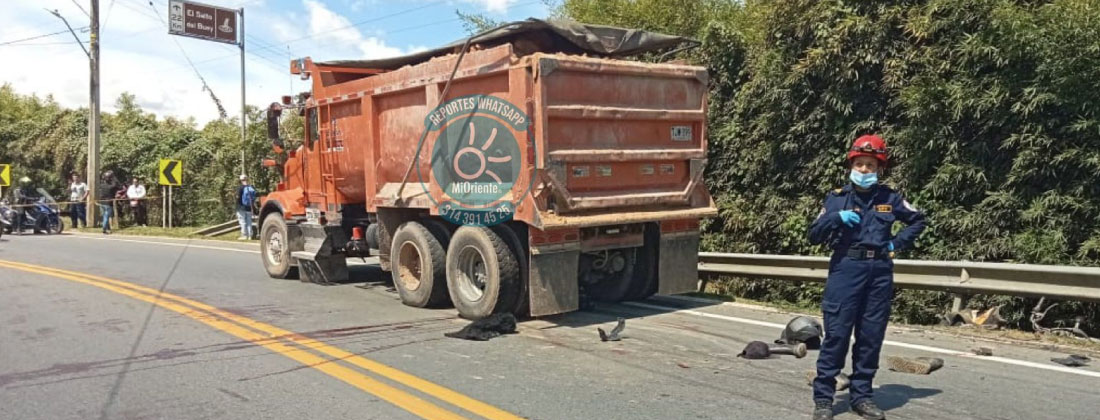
[391, 221, 449, 308]
[446, 226, 519, 320]
[260, 213, 298, 279]
[365, 223, 380, 250]
[492, 224, 529, 317]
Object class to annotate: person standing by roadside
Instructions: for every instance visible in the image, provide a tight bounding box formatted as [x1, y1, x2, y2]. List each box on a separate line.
[235, 174, 257, 240]
[808, 135, 926, 420]
[98, 171, 121, 234]
[127, 177, 148, 227]
[68, 174, 88, 229]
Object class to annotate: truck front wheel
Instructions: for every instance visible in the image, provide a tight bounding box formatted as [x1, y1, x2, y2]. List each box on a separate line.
[260, 213, 297, 279]
[446, 226, 519, 320]
[391, 221, 449, 308]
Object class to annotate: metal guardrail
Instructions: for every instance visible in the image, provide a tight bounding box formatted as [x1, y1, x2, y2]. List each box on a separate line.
[698, 252, 1100, 302]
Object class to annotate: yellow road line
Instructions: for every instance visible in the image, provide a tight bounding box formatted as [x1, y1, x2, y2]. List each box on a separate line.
[0, 260, 522, 420]
[0, 259, 523, 420]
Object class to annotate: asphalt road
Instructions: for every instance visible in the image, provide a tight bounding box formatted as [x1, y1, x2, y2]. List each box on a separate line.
[1, 233, 1097, 420]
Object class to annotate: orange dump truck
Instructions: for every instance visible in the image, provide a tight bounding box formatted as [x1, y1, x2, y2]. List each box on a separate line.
[260, 20, 716, 319]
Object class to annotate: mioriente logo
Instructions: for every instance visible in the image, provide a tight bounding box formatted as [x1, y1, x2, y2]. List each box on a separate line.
[417, 94, 535, 227]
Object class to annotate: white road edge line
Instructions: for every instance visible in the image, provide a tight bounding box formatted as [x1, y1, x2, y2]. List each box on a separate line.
[75, 236, 261, 254]
[624, 302, 1100, 379]
[68, 235, 376, 266]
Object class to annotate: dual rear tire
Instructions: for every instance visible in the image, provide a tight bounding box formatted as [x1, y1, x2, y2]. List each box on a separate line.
[390, 222, 522, 319]
[390, 221, 450, 308]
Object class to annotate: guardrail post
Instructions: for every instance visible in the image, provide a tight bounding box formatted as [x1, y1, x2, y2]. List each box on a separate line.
[951, 293, 969, 313]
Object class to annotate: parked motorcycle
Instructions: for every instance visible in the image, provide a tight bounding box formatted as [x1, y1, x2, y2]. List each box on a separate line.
[2, 188, 63, 235]
[0, 199, 14, 239]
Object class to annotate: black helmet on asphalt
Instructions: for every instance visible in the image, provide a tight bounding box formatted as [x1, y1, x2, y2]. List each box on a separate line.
[776, 316, 823, 349]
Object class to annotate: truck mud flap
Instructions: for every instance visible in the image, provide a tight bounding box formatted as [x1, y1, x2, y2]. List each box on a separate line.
[657, 230, 700, 295]
[528, 246, 580, 317]
[293, 224, 349, 285]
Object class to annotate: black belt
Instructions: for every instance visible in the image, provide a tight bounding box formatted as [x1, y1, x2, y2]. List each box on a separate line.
[844, 247, 889, 260]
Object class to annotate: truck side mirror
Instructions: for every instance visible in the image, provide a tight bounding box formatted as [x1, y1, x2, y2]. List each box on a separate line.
[266, 103, 283, 149]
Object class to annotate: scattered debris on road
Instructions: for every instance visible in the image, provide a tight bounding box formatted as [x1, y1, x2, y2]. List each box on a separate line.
[887, 356, 944, 374]
[942, 305, 1006, 329]
[738, 341, 771, 359]
[444, 313, 517, 341]
[737, 341, 808, 359]
[598, 318, 626, 342]
[776, 316, 823, 349]
[806, 371, 850, 391]
[676, 362, 690, 369]
[1050, 354, 1090, 367]
[971, 346, 994, 356]
[1030, 298, 1097, 342]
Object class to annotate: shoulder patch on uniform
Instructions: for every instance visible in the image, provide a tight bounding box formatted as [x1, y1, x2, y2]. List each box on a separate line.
[832, 188, 844, 194]
[876, 204, 892, 213]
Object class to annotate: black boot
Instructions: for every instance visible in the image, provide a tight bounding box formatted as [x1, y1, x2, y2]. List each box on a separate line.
[852, 399, 885, 420]
[812, 400, 833, 420]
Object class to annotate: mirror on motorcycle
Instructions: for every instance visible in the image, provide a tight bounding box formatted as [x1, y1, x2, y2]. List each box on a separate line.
[266, 103, 284, 151]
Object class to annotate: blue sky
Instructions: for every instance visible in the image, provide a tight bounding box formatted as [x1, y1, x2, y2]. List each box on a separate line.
[0, 0, 552, 123]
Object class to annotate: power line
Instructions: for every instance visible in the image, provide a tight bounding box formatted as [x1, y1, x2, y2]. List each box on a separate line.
[0, 27, 88, 46]
[0, 40, 88, 47]
[114, 0, 162, 22]
[103, 0, 118, 33]
[146, 0, 228, 118]
[70, 0, 91, 18]
[147, 0, 541, 74]
[245, 0, 448, 57]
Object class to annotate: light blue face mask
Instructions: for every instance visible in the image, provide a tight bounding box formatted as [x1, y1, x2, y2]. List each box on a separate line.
[849, 170, 878, 189]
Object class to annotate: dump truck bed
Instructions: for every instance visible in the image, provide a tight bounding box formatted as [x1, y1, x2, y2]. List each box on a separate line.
[296, 43, 714, 228]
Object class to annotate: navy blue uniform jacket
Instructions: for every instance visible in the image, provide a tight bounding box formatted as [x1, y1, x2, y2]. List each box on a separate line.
[808, 184, 926, 252]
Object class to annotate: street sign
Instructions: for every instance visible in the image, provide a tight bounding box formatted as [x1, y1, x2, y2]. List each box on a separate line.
[168, 0, 239, 45]
[160, 159, 183, 186]
[0, 164, 9, 187]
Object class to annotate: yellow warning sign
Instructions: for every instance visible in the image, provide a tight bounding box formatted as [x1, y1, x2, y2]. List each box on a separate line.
[0, 164, 10, 187]
[159, 159, 182, 186]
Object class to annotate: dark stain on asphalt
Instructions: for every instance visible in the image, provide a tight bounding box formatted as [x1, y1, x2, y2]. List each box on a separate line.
[0, 347, 204, 388]
[217, 387, 251, 402]
[14, 327, 57, 342]
[6, 315, 27, 325]
[0, 361, 98, 387]
[84, 318, 131, 333]
[221, 304, 295, 318]
[150, 348, 198, 360]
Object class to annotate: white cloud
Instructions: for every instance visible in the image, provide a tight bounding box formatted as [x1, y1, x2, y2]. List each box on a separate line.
[0, 0, 306, 124]
[301, 0, 408, 60]
[0, 0, 457, 125]
[466, 0, 516, 14]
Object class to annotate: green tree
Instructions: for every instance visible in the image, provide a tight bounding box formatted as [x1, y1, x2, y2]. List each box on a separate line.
[556, 0, 1100, 333]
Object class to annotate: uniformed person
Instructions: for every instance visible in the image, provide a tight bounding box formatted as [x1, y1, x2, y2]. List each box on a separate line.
[12, 176, 40, 235]
[809, 135, 926, 420]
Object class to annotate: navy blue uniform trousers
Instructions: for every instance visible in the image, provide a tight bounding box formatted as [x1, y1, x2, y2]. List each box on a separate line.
[813, 254, 893, 404]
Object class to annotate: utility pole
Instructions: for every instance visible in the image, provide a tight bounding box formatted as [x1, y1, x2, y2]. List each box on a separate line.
[239, 8, 246, 177]
[47, 3, 99, 226]
[88, 0, 101, 226]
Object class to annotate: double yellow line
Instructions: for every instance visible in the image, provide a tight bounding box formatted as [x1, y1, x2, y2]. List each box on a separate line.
[0, 260, 523, 420]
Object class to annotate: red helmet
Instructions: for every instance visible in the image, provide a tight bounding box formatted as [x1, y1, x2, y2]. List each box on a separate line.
[847, 134, 888, 164]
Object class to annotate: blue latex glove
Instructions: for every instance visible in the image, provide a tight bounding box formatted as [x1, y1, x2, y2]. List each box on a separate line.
[888, 242, 895, 252]
[838, 210, 861, 227]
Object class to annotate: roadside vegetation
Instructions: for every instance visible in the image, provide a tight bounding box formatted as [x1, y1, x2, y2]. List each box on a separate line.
[549, 0, 1100, 336]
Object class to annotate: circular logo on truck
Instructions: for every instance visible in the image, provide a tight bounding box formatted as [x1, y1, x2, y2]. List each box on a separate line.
[418, 94, 535, 226]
